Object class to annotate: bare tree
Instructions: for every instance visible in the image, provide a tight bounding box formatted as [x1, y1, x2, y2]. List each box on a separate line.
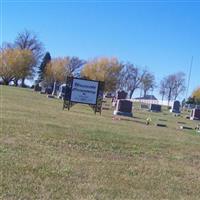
[15, 30, 44, 86]
[120, 63, 146, 98]
[140, 71, 156, 96]
[65, 56, 86, 77]
[172, 72, 186, 100]
[159, 79, 167, 101]
[160, 72, 186, 104]
[165, 74, 176, 104]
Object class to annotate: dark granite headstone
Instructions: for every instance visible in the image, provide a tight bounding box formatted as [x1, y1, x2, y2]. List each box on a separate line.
[150, 104, 161, 112]
[47, 95, 55, 98]
[113, 100, 133, 117]
[34, 84, 41, 92]
[45, 87, 53, 95]
[171, 100, 180, 113]
[156, 123, 167, 127]
[190, 109, 200, 120]
[117, 90, 127, 100]
[180, 126, 193, 130]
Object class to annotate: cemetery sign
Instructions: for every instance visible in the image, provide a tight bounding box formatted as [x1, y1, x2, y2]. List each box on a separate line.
[71, 78, 99, 105]
[63, 77, 104, 114]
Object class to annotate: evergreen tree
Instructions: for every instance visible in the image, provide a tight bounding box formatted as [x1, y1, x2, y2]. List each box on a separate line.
[38, 52, 51, 82]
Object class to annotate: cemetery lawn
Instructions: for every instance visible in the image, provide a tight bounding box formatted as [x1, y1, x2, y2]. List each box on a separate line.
[1, 85, 200, 200]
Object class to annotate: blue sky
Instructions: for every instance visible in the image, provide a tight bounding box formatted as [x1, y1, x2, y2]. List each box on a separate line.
[1, 1, 200, 99]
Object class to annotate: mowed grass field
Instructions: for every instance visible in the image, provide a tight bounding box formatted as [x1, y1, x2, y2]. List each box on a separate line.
[1, 85, 200, 200]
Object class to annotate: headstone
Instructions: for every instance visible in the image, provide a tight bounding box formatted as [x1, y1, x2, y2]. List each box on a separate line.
[156, 123, 167, 127]
[170, 100, 181, 113]
[58, 84, 66, 99]
[102, 102, 111, 110]
[190, 109, 200, 120]
[47, 95, 54, 98]
[102, 99, 111, 110]
[141, 103, 149, 109]
[150, 104, 161, 112]
[116, 90, 127, 100]
[45, 87, 53, 95]
[34, 84, 41, 92]
[159, 119, 167, 122]
[113, 100, 133, 117]
[41, 86, 46, 94]
[111, 97, 117, 107]
[180, 126, 193, 130]
[177, 121, 186, 124]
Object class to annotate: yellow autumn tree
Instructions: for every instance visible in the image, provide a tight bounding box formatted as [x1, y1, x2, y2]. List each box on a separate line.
[0, 47, 35, 85]
[45, 57, 70, 82]
[81, 57, 123, 92]
[192, 87, 200, 104]
[45, 57, 70, 95]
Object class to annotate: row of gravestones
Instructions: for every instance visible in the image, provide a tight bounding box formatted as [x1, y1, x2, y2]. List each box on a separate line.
[141, 101, 181, 113]
[146, 101, 181, 113]
[34, 83, 53, 95]
[112, 91, 200, 121]
[141, 101, 200, 121]
[112, 92, 183, 117]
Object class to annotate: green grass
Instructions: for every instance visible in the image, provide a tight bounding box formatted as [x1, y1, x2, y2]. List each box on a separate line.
[1, 85, 200, 200]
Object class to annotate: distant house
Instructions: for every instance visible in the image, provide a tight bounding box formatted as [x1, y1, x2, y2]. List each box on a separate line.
[133, 95, 158, 104]
[134, 95, 158, 100]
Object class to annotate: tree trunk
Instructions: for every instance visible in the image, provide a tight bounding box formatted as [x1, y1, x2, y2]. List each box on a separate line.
[129, 89, 135, 99]
[2, 78, 10, 85]
[21, 77, 26, 87]
[14, 79, 19, 87]
[52, 81, 57, 96]
[3, 80, 10, 85]
[144, 90, 147, 97]
[168, 88, 172, 106]
[162, 93, 164, 102]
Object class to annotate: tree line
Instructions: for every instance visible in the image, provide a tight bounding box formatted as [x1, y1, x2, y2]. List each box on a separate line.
[1, 30, 199, 103]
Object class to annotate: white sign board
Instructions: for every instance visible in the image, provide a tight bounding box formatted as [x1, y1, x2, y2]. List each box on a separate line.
[70, 78, 99, 105]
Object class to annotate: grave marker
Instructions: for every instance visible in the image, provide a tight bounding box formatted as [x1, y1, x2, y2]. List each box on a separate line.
[150, 104, 161, 112]
[34, 84, 41, 92]
[141, 103, 149, 109]
[117, 90, 127, 100]
[190, 109, 200, 120]
[113, 100, 133, 117]
[170, 100, 181, 113]
[180, 126, 193, 130]
[156, 123, 167, 127]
